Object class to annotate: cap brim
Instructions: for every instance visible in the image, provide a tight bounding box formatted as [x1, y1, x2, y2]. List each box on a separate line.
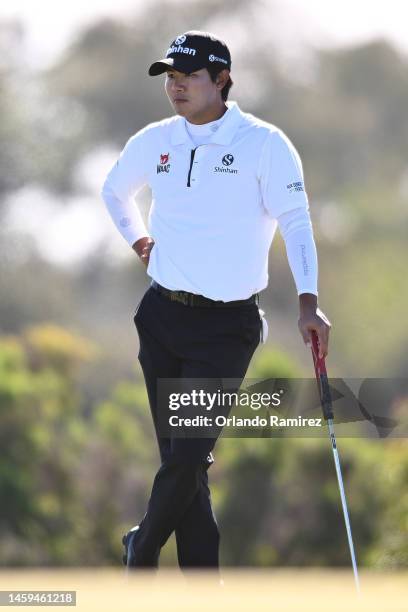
[148, 57, 205, 76]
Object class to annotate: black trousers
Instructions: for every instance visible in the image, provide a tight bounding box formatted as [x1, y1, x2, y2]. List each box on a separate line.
[131, 283, 261, 568]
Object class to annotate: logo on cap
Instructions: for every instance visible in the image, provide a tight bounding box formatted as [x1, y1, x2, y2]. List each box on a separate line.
[167, 44, 196, 56]
[175, 34, 186, 45]
[209, 54, 228, 65]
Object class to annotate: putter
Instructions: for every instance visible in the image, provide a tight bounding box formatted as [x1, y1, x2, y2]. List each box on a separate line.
[310, 330, 360, 593]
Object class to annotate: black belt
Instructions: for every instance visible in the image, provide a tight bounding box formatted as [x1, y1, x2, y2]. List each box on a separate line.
[151, 280, 258, 308]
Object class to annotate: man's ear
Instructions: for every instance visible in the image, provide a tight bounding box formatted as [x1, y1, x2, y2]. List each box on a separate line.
[216, 69, 230, 90]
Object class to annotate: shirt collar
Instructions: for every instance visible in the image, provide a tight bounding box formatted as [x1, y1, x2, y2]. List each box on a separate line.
[170, 101, 244, 146]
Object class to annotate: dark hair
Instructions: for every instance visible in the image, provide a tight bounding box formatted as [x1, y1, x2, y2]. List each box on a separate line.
[207, 65, 233, 101]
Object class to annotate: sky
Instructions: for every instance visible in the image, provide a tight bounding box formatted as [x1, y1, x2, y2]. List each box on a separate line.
[0, 0, 407, 69]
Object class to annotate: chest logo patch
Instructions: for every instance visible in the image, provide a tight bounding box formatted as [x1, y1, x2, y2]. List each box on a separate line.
[214, 153, 238, 175]
[157, 153, 171, 174]
[222, 154, 234, 166]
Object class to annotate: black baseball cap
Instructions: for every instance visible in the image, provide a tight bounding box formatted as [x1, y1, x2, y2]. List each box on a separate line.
[148, 30, 231, 76]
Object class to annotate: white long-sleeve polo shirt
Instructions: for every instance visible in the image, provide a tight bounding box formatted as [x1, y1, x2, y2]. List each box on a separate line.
[101, 100, 318, 301]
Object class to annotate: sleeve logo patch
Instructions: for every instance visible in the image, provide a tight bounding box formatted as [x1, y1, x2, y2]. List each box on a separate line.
[286, 181, 304, 193]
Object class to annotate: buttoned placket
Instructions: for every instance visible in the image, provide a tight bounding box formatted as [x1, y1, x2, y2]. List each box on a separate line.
[186, 144, 217, 189]
[169, 102, 243, 189]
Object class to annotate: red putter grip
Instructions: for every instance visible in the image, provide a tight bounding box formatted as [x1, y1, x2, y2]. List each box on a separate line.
[311, 331, 327, 375]
[310, 331, 333, 420]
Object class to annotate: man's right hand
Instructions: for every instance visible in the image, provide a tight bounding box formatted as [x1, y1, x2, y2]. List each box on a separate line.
[132, 237, 155, 268]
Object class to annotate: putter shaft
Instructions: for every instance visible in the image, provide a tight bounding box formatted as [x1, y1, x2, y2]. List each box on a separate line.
[311, 331, 360, 593]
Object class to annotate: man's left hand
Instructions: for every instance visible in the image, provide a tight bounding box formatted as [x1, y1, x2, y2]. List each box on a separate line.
[298, 293, 331, 359]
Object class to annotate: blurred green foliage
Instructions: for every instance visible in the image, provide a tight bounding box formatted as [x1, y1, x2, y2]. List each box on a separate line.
[0, 328, 406, 568]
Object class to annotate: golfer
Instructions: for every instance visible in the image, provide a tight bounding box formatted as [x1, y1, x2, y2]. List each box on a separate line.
[101, 30, 331, 571]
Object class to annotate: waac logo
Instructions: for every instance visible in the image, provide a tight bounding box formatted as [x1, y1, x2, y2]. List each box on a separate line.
[157, 152, 171, 174]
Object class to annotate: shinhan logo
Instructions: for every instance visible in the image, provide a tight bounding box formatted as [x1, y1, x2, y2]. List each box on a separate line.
[175, 35, 186, 45]
[214, 154, 237, 174]
[209, 54, 228, 65]
[157, 152, 171, 174]
[167, 45, 196, 56]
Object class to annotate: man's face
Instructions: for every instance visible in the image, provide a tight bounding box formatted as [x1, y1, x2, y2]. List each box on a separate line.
[164, 67, 224, 122]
